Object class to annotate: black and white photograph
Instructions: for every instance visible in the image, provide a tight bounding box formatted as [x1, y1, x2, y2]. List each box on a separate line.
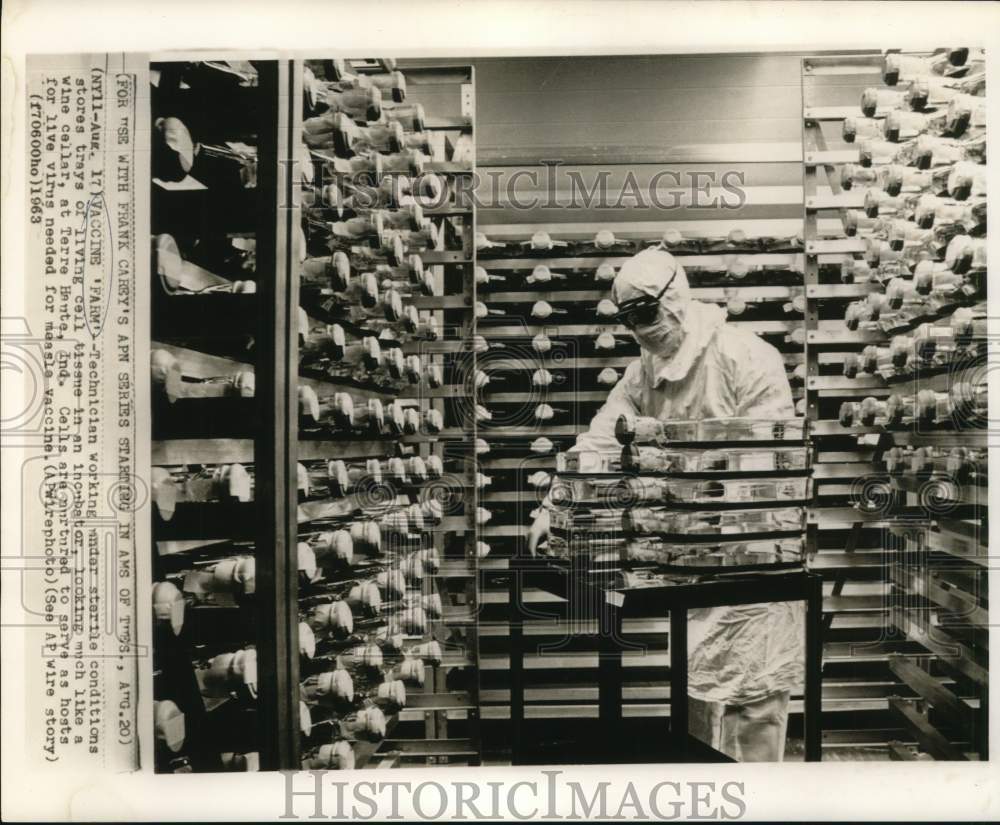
[3, 2, 997, 821]
[147, 49, 988, 770]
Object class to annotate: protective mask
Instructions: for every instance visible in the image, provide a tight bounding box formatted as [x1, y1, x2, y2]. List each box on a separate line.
[630, 305, 683, 359]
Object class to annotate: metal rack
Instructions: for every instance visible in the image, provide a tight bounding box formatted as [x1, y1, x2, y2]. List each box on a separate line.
[475, 232, 808, 753]
[294, 58, 481, 769]
[151, 58, 481, 771]
[800, 50, 988, 760]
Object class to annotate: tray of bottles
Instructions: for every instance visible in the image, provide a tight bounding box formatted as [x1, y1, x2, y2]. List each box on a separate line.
[556, 445, 812, 477]
[544, 534, 807, 574]
[614, 414, 808, 447]
[542, 416, 813, 574]
[548, 475, 813, 510]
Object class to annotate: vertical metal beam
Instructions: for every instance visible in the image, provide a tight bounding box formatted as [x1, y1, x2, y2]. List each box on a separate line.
[669, 607, 689, 755]
[597, 597, 623, 756]
[463, 68, 482, 767]
[800, 60, 822, 429]
[256, 58, 301, 772]
[800, 60, 826, 763]
[804, 572, 824, 761]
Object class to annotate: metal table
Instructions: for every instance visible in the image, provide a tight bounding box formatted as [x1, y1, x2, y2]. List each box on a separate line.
[506, 555, 824, 763]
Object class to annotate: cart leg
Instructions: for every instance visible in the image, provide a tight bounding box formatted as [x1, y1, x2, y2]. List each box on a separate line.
[598, 600, 623, 759]
[804, 573, 824, 761]
[670, 608, 689, 757]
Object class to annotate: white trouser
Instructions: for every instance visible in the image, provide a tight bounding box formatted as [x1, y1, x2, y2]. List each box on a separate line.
[687, 690, 791, 762]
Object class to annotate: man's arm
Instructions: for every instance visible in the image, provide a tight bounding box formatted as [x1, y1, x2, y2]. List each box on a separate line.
[569, 358, 645, 453]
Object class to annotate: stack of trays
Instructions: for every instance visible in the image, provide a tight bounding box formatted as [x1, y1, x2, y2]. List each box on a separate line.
[546, 414, 812, 574]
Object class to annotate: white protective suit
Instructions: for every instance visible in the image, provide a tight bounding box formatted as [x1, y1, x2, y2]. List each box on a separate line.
[561, 247, 804, 752]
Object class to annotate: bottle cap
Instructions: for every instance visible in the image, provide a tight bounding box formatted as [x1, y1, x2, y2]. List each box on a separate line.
[597, 367, 620, 386]
[595, 263, 617, 282]
[594, 229, 617, 248]
[152, 581, 185, 636]
[530, 264, 552, 283]
[298, 622, 316, 659]
[154, 700, 186, 753]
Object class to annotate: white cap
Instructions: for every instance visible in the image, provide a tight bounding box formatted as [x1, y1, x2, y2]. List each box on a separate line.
[594, 229, 617, 248]
[151, 467, 178, 520]
[232, 648, 258, 698]
[349, 644, 382, 670]
[154, 700, 186, 753]
[356, 706, 387, 739]
[531, 264, 552, 282]
[535, 404, 555, 421]
[527, 471, 551, 488]
[315, 530, 354, 567]
[395, 657, 425, 686]
[597, 367, 620, 386]
[530, 231, 553, 250]
[349, 582, 382, 616]
[297, 543, 318, 582]
[596, 299, 618, 318]
[313, 600, 353, 637]
[298, 622, 316, 659]
[376, 569, 407, 599]
[401, 553, 425, 583]
[595, 263, 616, 282]
[150, 349, 179, 386]
[422, 593, 443, 619]
[317, 668, 354, 702]
[211, 557, 256, 595]
[377, 680, 407, 708]
[594, 332, 617, 350]
[298, 385, 321, 423]
[314, 741, 355, 770]
[530, 437, 554, 453]
[152, 581, 185, 636]
[397, 607, 428, 635]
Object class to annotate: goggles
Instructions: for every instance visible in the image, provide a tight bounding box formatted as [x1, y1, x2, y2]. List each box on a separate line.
[614, 266, 678, 329]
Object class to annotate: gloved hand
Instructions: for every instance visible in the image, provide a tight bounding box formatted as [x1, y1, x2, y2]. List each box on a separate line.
[526, 508, 550, 556]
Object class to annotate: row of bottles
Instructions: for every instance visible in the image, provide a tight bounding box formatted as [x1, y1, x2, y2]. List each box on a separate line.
[838, 380, 986, 428]
[837, 48, 986, 362]
[476, 227, 803, 258]
[842, 303, 984, 380]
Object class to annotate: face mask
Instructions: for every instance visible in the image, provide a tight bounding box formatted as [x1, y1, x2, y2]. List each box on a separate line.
[630, 305, 683, 359]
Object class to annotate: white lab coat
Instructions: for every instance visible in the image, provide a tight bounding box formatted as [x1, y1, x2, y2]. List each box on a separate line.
[569, 299, 804, 704]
